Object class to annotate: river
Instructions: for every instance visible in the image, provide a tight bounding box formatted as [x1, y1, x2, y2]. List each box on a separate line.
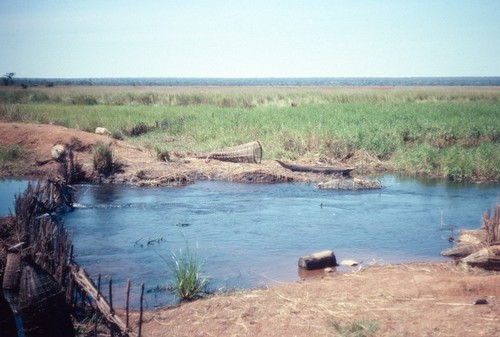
[1, 176, 498, 308]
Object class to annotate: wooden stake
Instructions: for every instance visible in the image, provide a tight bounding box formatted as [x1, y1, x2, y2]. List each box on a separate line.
[109, 277, 114, 315]
[69, 265, 136, 336]
[94, 308, 98, 337]
[126, 279, 131, 329]
[139, 283, 145, 337]
[97, 273, 101, 300]
[70, 244, 74, 263]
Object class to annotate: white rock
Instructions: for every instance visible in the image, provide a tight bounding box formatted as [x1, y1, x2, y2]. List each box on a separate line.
[51, 144, 66, 161]
[340, 259, 359, 266]
[95, 127, 111, 135]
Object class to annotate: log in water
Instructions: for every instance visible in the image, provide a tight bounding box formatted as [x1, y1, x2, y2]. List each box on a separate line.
[298, 250, 337, 270]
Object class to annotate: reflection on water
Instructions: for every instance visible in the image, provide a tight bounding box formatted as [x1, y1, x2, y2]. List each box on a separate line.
[3, 177, 499, 308]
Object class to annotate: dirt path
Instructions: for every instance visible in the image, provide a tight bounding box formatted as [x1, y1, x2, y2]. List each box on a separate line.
[2, 122, 499, 336]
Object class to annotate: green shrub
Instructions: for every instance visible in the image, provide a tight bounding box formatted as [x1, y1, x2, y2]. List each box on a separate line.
[92, 142, 113, 176]
[111, 130, 124, 140]
[123, 122, 155, 137]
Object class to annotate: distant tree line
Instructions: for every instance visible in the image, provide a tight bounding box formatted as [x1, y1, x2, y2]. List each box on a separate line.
[3, 74, 500, 87]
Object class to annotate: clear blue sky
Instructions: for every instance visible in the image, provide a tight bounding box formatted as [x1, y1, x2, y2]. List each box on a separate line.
[1, 0, 499, 78]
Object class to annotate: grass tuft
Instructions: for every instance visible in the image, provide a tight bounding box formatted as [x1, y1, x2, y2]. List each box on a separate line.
[483, 203, 500, 245]
[0, 145, 30, 176]
[331, 319, 379, 337]
[159, 241, 209, 302]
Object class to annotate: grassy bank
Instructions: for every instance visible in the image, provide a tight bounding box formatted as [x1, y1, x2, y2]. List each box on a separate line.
[0, 144, 30, 176]
[1, 86, 499, 181]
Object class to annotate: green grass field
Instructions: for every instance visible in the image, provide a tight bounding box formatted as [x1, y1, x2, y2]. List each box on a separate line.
[1, 86, 499, 181]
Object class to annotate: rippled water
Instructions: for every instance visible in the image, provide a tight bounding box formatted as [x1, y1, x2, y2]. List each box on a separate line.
[59, 176, 499, 308]
[2, 177, 498, 308]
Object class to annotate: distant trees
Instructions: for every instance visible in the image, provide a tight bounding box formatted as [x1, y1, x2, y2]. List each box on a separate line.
[2, 72, 15, 86]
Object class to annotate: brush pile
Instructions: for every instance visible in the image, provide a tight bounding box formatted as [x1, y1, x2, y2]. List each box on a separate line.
[442, 203, 500, 270]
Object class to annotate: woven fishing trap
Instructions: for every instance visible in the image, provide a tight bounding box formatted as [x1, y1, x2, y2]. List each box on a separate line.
[206, 140, 263, 163]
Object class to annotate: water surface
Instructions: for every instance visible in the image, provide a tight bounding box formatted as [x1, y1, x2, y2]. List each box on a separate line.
[0, 179, 31, 216]
[60, 176, 499, 308]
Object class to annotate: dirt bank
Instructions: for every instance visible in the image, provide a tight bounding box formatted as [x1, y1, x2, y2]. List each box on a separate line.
[130, 262, 499, 337]
[0, 121, 364, 184]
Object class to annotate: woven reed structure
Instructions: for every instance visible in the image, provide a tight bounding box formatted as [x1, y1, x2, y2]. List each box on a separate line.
[18, 260, 74, 337]
[1, 179, 142, 337]
[1, 180, 75, 337]
[206, 141, 263, 163]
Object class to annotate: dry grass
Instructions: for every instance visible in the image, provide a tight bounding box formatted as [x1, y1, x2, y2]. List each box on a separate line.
[483, 203, 500, 245]
[133, 262, 500, 337]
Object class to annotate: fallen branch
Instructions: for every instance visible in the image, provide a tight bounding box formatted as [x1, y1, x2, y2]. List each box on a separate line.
[70, 264, 137, 337]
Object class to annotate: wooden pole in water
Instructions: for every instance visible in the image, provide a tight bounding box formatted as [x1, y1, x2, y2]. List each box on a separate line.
[138, 282, 145, 337]
[97, 273, 101, 300]
[126, 279, 131, 329]
[109, 277, 115, 337]
[109, 277, 114, 315]
[94, 307, 98, 337]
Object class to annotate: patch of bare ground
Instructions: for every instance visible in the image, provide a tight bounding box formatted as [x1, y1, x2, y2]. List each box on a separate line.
[126, 262, 499, 337]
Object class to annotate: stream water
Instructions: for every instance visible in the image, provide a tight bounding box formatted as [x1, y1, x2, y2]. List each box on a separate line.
[2, 176, 499, 308]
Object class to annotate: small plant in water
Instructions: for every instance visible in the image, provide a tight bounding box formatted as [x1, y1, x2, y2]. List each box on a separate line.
[160, 242, 209, 302]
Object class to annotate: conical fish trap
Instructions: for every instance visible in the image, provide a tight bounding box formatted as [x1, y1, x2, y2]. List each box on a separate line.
[2, 253, 23, 313]
[18, 261, 74, 337]
[207, 141, 263, 163]
[2, 253, 23, 292]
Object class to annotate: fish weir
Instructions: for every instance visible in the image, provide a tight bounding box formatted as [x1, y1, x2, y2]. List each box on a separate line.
[1, 179, 146, 337]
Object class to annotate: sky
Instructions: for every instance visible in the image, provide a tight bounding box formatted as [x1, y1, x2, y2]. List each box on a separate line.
[1, 0, 500, 78]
